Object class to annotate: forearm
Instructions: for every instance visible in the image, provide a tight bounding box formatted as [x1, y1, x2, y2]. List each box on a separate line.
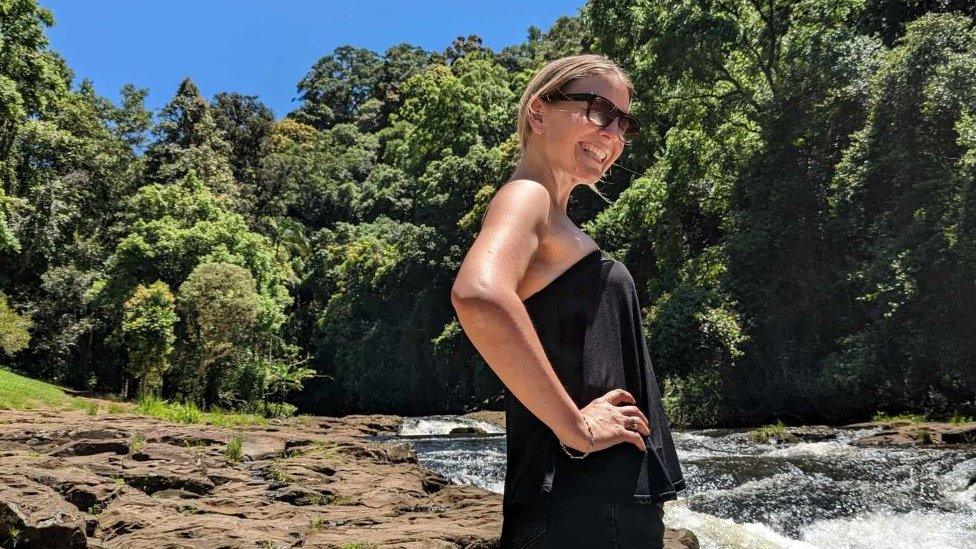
[452, 291, 588, 449]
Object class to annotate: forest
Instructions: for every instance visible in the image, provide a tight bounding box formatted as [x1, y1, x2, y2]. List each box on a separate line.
[1, 0, 974, 427]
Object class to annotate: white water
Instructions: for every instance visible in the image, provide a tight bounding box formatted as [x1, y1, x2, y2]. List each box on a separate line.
[379, 417, 976, 549]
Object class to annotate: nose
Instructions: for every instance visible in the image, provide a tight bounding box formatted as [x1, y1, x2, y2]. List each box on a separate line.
[598, 116, 625, 144]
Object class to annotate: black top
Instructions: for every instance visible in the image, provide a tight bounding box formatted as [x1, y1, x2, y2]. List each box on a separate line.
[502, 248, 686, 512]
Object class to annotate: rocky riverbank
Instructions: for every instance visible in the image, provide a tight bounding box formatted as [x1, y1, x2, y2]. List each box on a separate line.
[0, 405, 700, 548]
[738, 417, 976, 448]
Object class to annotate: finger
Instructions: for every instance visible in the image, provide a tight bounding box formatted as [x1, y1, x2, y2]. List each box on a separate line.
[626, 429, 646, 452]
[617, 405, 650, 428]
[607, 389, 636, 406]
[620, 413, 651, 437]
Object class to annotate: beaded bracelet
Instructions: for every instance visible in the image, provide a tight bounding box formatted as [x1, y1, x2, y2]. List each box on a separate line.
[559, 416, 594, 459]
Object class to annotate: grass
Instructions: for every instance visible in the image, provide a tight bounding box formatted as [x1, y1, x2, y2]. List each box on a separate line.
[128, 434, 146, 453]
[328, 491, 358, 506]
[0, 370, 278, 430]
[747, 420, 799, 443]
[0, 368, 77, 410]
[948, 413, 976, 425]
[225, 434, 244, 463]
[307, 516, 329, 531]
[132, 395, 267, 428]
[107, 402, 128, 414]
[266, 460, 292, 483]
[872, 411, 927, 424]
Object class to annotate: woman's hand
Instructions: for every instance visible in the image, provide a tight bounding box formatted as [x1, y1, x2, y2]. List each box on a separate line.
[564, 388, 651, 453]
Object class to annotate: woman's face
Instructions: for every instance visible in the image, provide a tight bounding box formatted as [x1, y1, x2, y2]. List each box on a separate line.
[529, 73, 631, 184]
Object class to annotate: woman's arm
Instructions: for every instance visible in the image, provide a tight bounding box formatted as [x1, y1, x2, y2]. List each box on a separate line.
[450, 179, 591, 451]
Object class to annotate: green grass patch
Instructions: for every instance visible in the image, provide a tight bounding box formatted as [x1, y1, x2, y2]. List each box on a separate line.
[948, 412, 975, 425]
[225, 434, 244, 463]
[747, 420, 799, 443]
[107, 402, 128, 414]
[0, 368, 77, 410]
[128, 434, 146, 453]
[871, 411, 927, 424]
[132, 396, 267, 427]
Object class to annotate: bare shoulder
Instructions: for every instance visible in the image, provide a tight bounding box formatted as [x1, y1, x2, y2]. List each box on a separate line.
[452, 180, 554, 299]
[481, 178, 553, 228]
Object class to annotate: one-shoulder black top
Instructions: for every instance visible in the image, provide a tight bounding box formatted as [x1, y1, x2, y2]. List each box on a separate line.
[502, 248, 686, 521]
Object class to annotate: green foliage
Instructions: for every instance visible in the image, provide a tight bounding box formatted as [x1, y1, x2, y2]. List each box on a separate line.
[122, 281, 177, 397]
[948, 413, 975, 425]
[225, 434, 244, 463]
[660, 370, 727, 427]
[178, 262, 262, 368]
[132, 395, 268, 427]
[747, 420, 799, 444]
[128, 433, 145, 453]
[262, 354, 316, 418]
[381, 53, 515, 174]
[0, 292, 31, 356]
[824, 13, 976, 419]
[291, 46, 384, 130]
[871, 411, 927, 424]
[143, 78, 239, 202]
[133, 395, 202, 424]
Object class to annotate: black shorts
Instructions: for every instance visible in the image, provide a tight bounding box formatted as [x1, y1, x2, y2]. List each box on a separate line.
[502, 484, 666, 549]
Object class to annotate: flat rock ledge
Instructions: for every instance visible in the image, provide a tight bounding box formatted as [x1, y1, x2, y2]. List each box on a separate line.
[842, 419, 976, 448]
[0, 408, 698, 548]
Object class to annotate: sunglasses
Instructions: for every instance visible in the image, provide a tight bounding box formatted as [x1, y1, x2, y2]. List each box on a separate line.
[540, 89, 641, 144]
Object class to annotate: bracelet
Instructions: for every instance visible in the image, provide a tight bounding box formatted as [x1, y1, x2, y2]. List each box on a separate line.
[559, 416, 594, 459]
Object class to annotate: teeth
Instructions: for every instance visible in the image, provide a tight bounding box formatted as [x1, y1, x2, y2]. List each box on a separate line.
[581, 143, 608, 161]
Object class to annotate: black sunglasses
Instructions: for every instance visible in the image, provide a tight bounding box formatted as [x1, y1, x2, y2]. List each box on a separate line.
[540, 89, 640, 143]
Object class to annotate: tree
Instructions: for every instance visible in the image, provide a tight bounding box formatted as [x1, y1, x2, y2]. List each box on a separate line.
[211, 92, 275, 187]
[290, 46, 384, 130]
[122, 281, 177, 397]
[380, 52, 515, 175]
[144, 78, 239, 204]
[177, 262, 263, 408]
[825, 13, 976, 418]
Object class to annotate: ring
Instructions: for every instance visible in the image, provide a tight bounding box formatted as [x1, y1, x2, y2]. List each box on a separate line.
[626, 418, 637, 431]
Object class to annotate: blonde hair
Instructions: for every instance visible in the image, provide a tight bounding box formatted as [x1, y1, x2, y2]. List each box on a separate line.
[515, 54, 635, 203]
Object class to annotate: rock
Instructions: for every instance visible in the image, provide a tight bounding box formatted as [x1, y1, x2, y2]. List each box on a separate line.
[48, 439, 129, 457]
[239, 435, 285, 461]
[129, 442, 199, 462]
[26, 466, 122, 512]
[941, 424, 976, 444]
[852, 422, 976, 447]
[0, 471, 88, 548]
[122, 465, 215, 495]
[666, 527, 700, 549]
[448, 425, 488, 436]
[268, 483, 331, 505]
[461, 410, 505, 430]
[787, 425, 837, 442]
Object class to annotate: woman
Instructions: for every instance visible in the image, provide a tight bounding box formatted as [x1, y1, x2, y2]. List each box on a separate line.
[451, 54, 686, 548]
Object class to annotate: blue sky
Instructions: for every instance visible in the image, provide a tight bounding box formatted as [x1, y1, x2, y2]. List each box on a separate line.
[42, 0, 587, 118]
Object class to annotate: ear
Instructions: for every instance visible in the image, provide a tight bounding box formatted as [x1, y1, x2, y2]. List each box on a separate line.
[527, 96, 547, 134]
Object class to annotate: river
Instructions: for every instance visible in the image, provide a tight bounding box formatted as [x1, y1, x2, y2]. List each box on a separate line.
[374, 415, 976, 548]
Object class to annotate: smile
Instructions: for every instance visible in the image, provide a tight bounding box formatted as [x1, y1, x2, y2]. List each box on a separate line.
[580, 142, 609, 161]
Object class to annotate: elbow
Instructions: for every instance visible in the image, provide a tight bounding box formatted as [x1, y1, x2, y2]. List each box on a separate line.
[451, 281, 512, 316]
